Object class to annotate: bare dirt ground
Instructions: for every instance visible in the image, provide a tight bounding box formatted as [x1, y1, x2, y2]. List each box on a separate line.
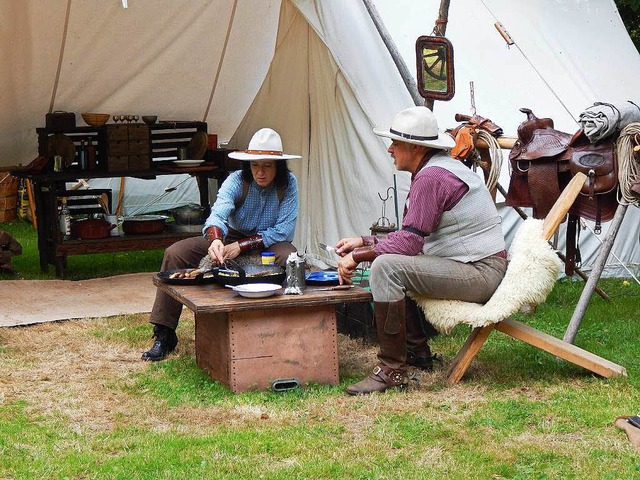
[0, 312, 486, 434]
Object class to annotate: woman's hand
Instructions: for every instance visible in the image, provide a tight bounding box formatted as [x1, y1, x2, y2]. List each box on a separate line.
[335, 237, 364, 257]
[337, 253, 357, 285]
[223, 242, 241, 261]
[208, 239, 225, 264]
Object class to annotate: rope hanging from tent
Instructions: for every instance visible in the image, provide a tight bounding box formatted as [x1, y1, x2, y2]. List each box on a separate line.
[616, 122, 640, 206]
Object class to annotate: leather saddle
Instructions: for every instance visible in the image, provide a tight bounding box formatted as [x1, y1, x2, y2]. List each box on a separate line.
[505, 108, 619, 274]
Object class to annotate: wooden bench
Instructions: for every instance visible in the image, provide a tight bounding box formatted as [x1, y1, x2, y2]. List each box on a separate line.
[153, 278, 372, 393]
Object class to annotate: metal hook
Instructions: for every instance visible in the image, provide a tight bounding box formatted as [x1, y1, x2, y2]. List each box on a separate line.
[377, 186, 395, 202]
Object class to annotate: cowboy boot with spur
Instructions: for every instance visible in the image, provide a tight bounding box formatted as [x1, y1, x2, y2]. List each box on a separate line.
[346, 299, 408, 395]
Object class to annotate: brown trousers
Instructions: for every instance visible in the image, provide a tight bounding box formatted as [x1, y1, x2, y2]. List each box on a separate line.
[149, 234, 296, 329]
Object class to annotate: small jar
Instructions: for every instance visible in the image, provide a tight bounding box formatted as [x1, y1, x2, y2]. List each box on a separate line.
[261, 251, 276, 265]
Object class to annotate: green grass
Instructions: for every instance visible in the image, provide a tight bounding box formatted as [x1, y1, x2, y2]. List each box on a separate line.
[1, 218, 640, 478]
[0, 278, 639, 479]
[0, 218, 164, 280]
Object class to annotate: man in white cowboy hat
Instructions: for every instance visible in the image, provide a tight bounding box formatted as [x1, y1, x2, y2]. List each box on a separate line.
[335, 106, 507, 395]
[142, 127, 301, 361]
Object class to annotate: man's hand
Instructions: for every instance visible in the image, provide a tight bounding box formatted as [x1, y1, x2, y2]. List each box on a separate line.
[335, 237, 364, 257]
[337, 253, 357, 284]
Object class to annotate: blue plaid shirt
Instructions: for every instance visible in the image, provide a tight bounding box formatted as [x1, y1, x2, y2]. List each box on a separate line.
[203, 170, 298, 247]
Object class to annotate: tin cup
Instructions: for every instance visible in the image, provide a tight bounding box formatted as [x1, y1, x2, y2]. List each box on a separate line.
[105, 215, 120, 236]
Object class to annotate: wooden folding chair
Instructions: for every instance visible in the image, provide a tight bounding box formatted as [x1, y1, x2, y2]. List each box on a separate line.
[411, 172, 627, 384]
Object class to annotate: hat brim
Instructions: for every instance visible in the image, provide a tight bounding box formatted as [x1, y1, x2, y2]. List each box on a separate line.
[373, 128, 455, 150]
[227, 151, 302, 161]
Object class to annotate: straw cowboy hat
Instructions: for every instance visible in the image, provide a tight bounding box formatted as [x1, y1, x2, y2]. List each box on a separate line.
[228, 128, 302, 161]
[374, 106, 455, 150]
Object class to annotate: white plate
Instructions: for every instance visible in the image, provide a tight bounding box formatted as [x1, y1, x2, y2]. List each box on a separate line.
[227, 283, 282, 298]
[173, 159, 205, 167]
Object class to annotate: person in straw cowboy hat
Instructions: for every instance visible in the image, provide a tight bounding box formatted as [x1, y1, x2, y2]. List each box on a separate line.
[335, 106, 508, 395]
[142, 127, 301, 361]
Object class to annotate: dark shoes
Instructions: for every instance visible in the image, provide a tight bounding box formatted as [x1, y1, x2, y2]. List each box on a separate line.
[346, 364, 408, 396]
[141, 324, 178, 361]
[407, 351, 442, 371]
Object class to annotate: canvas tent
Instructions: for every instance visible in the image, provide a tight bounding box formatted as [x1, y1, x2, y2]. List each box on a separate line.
[1, 0, 638, 277]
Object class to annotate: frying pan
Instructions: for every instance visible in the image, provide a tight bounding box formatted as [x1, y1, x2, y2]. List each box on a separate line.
[157, 259, 285, 287]
[212, 259, 285, 287]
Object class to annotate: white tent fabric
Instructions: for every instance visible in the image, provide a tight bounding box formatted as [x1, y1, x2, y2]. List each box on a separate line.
[1, 0, 638, 277]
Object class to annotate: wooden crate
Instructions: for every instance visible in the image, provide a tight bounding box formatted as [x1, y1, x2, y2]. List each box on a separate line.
[195, 305, 339, 392]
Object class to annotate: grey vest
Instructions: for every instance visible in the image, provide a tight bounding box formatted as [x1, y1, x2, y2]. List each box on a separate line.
[421, 153, 505, 262]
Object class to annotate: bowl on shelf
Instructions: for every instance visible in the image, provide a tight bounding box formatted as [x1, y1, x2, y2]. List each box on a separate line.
[81, 113, 110, 127]
[142, 115, 158, 125]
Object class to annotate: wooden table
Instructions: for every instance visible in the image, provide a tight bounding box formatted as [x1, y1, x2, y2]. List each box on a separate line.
[153, 277, 373, 392]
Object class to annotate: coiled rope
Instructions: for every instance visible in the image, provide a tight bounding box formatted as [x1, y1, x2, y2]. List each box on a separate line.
[616, 123, 640, 206]
[474, 129, 503, 191]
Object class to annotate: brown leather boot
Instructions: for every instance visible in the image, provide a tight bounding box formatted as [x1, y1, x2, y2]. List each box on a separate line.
[346, 364, 407, 395]
[346, 299, 408, 395]
[405, 298, 439, 371]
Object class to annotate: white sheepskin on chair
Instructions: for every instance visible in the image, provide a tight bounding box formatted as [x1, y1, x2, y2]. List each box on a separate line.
[409, 218, 563, 333]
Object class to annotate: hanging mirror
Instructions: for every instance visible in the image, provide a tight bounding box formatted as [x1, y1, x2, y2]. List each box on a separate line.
[416, 35, 455, 101]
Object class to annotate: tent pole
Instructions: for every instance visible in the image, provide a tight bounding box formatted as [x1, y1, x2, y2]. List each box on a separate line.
[425, 0, 451, 111]
[563, 204, 628, 343]
[361, 0, 422, 106]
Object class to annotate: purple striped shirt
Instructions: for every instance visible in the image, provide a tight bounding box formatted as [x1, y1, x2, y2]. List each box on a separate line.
[373, 166, 468, 256]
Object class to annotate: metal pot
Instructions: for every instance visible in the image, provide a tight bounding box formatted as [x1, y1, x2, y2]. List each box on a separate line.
[170, 204, 206, 225]
[70, 218, 115, 239]
[122, 215, 167, 235]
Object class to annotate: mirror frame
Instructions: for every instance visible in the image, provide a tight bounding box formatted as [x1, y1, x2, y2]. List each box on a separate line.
[415, 35, 455, 101]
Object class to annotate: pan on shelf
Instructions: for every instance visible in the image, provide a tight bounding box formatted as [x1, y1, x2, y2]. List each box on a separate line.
[121, 214, 167, 234]
[46, 134, 75, 168]
[187, 131, 208, 160]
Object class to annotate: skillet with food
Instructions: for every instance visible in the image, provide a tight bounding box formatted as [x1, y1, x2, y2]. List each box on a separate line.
[157, 259, 285, 287]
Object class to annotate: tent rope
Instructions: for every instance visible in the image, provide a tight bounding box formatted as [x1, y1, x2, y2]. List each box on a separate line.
[479, 0, 578, 125]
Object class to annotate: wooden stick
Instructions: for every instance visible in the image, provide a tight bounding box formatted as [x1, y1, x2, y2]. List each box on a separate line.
[475, 135, 516, 150]
[24, 179, 37, 229]
[563, 203, 628, 343]
[115, 177, 125, 216]
[542, 172, 587, 240]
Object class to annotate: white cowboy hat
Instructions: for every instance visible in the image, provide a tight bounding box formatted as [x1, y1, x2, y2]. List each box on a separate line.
[228, 128, 302, 161]
[373, 106, 455, 150]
